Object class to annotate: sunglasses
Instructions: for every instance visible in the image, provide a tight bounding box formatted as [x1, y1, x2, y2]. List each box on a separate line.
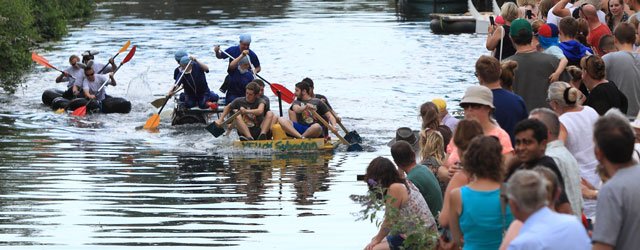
[85, 73, 94, 77]
[460, 103, 485, 109]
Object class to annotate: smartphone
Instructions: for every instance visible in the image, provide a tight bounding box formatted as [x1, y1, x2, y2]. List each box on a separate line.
[489, 16, 495, 26]
[526, 9, 533, 19]
[357, 174, 365, 181]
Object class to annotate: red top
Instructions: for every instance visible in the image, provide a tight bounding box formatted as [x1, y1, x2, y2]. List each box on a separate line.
[587, 24, 612, 56]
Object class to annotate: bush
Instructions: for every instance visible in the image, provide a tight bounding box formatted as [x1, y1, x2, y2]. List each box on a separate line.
[0, 0, 94, 93]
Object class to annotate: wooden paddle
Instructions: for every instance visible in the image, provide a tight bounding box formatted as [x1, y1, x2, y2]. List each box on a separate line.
[205, 111, 242, 137]
[71, 45, 137, 117]
[97, 40, 130, 74]
[150, 85, 183, 108]
[311, 110, 363, 151]
[31, 52, 75, 79]
[328, 109, 362, 144]
[219, 49, 295, 104]
[143, 59, 192, 130]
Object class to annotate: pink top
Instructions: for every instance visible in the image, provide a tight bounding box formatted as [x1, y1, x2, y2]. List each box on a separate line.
[446, 126, 514, 167]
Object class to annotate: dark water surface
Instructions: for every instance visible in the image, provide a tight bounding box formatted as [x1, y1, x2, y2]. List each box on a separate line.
[1, 0, 486, 248]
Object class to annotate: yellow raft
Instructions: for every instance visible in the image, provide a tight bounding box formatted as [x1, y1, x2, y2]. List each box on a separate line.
[233, 138, 336, 151]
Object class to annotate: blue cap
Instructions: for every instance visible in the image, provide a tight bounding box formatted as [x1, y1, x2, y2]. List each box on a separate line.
[174, 50, 188, 62]
[179, 56, 191, 66]
[239, 34, 251, 43]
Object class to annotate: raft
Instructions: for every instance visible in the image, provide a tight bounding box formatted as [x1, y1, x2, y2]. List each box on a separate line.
[429, 14, 477, 34]
[170, 97, 224, 126]
[233, 138, 336, 151]
[41, 88, 132, 114]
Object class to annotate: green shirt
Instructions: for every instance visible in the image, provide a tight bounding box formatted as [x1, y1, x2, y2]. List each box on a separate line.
[407, 164, 443, 217]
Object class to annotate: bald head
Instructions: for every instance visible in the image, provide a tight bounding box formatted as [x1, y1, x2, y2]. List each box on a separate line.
[581, 4, 598, 19]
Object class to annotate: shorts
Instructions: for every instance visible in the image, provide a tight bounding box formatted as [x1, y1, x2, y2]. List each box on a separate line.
[293, 122, 310, 135]
[386, 234, 404, 250]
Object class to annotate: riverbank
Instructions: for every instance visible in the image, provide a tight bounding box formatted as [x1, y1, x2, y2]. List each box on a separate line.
[0, 0, 93, 93]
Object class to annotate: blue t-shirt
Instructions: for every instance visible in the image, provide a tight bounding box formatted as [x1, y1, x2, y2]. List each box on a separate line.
[222, 46, 260, 68]
[225, 69, 255, 98]
[492, 89, 528, 145]
[173, 62, 211, 98]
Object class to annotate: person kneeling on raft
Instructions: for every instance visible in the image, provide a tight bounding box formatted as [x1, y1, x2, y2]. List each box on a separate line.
[171, 51, 219, 110]
[214, 82, 271, 141]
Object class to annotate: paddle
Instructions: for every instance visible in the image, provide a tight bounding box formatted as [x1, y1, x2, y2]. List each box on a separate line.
[97, 40, 131, 74]
[143, 59, 192, 130]
[328, 109, 362, 144]
[219, 49, 295, 104]
[71, 45, 137, 117]
[31, 52, 75, 79]
[150, 85, 183, 108]
[311, 110, 363, 152]
[205, 111, 242, 137]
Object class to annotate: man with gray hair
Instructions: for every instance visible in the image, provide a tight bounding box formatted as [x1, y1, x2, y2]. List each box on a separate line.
[529, 108, 583, 218]
[592, 109, 640, 250]
[506, 170, 590, 249]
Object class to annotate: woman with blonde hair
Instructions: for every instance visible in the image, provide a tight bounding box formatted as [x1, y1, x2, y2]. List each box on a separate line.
[419, 128, 448, 195]
[547, 81, 600, 219]
[487, 2, 519, 61]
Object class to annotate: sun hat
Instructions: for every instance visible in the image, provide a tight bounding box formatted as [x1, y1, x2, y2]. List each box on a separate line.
[387, 127, 420, 152]
[459, 85, 495, 109]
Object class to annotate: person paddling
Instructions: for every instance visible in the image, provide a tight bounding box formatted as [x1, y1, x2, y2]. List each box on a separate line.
[277, 81, 336, 139]
[55, 55, 85, 99]
[170, 51, 219, 110]
[214, 82, 270, 141]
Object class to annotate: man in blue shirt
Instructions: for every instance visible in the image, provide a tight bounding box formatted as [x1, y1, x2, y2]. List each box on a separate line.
[222, 50, 254, 104]
[213, 33, 261, 74]
[506, 170, 590, 250]
[172, 51, 219, 110]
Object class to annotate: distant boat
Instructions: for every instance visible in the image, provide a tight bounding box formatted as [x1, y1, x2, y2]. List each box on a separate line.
[395, 0, 502, 18]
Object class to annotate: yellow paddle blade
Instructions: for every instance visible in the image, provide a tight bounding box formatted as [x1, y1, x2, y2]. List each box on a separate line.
[143, 114, 160, 130]
[119, 40, 131, 53]
[54, 108, 65, 114]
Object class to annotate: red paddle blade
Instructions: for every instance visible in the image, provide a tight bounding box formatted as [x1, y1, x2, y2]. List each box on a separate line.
[31, 52, 55, 69]
[71, 105, 87, 117]
[270, 83, 295, 104]
[121, 45, 136, 64]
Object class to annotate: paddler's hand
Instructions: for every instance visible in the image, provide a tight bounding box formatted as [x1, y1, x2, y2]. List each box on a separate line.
[239, 107, 248, 114]
[189, 55, 197, 62]
[214, 119, 223, 127]
[213, 45, 220, 53]
[108, 58, 115, 65]
[241, 50, 249, 56]
[88, 94, 96, 100]
[63, 71, 71, 77]
[304, 104, 317, 111]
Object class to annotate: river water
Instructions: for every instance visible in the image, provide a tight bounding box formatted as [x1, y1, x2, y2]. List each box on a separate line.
[0, 0, 486, 249]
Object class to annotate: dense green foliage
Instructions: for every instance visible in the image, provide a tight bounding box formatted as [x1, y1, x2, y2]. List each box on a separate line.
[0, 0, 94, 93]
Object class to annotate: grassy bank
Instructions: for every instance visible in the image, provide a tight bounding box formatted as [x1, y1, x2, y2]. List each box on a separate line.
[0, 0, 94, 93]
